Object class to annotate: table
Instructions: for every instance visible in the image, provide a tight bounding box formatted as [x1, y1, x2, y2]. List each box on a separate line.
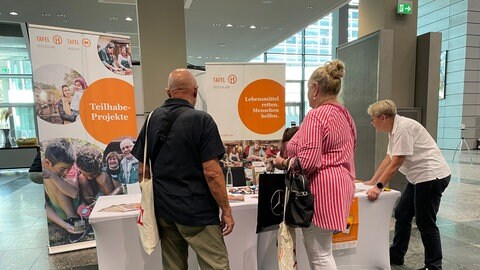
[257, 183, 401, 270]
[0, 146, 38, 169]
[89, 194, 259, 270]
[90, 184, 400, 270]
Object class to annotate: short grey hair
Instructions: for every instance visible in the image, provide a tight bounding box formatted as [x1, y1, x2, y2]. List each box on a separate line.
[367, 99, 397, 117]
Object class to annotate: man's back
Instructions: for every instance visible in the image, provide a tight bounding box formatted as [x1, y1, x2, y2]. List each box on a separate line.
[134, 98, 225, 226]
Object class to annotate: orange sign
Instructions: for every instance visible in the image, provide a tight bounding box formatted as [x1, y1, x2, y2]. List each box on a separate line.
[79, 78, 137, 144]
[237, 79, 285, 134]
[333, 197, 359, 248]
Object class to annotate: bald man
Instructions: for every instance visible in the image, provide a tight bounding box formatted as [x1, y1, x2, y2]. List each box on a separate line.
[119, 138, 139, 184]
[132, 69, 234, 269]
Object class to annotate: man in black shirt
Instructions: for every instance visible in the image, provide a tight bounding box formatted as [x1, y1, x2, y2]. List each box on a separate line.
[132, 68, 234, 269]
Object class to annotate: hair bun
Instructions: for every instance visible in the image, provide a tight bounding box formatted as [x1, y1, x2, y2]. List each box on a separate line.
[325, 60, 345, 79]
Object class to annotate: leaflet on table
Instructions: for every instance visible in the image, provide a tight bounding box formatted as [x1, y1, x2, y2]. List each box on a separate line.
[99, 203, 141, 212]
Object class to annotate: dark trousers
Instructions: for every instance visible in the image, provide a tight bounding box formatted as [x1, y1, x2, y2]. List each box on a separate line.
[390, 175, 450, 270]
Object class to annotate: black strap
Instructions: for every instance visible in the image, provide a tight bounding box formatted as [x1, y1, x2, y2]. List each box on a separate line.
[149, 106, 190, 165]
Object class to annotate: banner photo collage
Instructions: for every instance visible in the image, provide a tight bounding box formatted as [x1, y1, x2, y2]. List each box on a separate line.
[28, 24, 138, 253]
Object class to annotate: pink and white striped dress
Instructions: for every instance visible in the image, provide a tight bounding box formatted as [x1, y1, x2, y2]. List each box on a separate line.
[287, 103, 356, 231]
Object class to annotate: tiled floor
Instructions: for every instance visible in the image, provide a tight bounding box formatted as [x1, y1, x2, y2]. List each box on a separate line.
[0, 150, 479, 269]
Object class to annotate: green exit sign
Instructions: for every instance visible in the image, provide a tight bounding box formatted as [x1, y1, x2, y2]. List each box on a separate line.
[397, 1, 413, 15]
[0, 67, 9, 73]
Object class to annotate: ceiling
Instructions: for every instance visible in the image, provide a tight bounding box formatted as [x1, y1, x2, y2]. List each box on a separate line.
[0, 0, 349, 66]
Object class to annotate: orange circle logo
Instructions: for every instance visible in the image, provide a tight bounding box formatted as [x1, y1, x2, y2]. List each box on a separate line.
[228, 74, 237, 84]
[82, 38, 91, 47]
[53, 35, 62, 45]
[238, 79, 285, 134]
[79, 78, 137, 144]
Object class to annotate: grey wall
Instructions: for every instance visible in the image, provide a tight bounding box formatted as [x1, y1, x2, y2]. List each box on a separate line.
[418, 0, 480, 149]
[415, 32, 442, 139]
[359, 0, 418, 108]
[137, 0, 187, 113]
[337, 30, 393, 180]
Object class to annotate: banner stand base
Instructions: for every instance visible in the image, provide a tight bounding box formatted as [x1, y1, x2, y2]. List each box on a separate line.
[48, 240, 96, 254]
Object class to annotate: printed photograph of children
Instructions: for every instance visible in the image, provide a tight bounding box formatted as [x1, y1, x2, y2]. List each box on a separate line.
[41, 138, 123, 246]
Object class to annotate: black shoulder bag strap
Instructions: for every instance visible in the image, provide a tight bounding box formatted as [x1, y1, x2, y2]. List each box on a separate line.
[148, 106, 190, 165]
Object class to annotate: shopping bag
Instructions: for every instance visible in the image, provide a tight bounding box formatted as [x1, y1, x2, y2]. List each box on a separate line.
[137, 177, 159, 255]
[278, 221, 297, 270]
[136, 111, 159, 255]
[284, 159, 314, 228]
[256, 173, 286, 233]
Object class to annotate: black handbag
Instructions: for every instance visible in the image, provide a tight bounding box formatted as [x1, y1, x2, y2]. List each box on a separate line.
[284, 158, 314, 228]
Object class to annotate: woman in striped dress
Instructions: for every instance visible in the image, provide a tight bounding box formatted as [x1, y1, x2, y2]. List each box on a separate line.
[276, 60, 357, 269]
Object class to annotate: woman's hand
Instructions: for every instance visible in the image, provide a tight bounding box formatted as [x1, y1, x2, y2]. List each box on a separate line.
[274, 155, 285, 169]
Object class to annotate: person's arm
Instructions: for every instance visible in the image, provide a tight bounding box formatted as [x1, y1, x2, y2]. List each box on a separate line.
[43, 167, 78, 199]
[45, 204, 78, 234]
[117, 54, 126, 70]
[57, 99, 76, 122]
[366, 155, 405, 201]
[100, 50, 117, 71]
[274, 155, 290, 170]
[364, 155, 391, 185]
[96, 172, 122, 196]
[203, 158, 235, 236]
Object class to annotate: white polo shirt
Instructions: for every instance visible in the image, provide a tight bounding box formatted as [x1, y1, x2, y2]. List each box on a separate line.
[387, 115, 451, 184]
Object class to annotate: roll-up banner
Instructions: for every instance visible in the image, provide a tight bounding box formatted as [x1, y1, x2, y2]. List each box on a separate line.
[29, 24, 138, 254]
[205, 62, 285, 188]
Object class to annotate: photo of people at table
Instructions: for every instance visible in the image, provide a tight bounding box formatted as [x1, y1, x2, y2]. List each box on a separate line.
[33, 64, 87, 125]
[97, 36, 133, 75]
[221, 139, 281, 187]
[41, 138, 123, 246]
[103, 137, 139, 185]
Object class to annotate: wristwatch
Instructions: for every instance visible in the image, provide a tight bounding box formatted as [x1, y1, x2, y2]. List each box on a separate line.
[376, 182, 384, 189]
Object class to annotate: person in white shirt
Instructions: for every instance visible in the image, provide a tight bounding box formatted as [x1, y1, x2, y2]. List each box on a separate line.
[365, 99, 451, 270]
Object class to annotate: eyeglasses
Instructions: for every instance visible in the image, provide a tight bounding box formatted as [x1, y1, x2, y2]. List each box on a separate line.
[370, 115, 381, 123]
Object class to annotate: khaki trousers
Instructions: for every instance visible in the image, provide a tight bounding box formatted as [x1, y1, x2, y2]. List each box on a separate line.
[157, 217, 230, 270]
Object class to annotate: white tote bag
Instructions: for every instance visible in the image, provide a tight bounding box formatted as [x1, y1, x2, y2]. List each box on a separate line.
[278, 221, 297, 270]
[278, 184, 297, 270]
[137, 112, 160, 255]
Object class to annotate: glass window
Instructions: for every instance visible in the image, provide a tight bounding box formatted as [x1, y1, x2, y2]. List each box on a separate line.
[265, 55, 302, 80]
[248, 3, 357, 125]
[0, 105, 37, 139]
[303, 81, 312, 116]
[285, 82, 301, 103]
[320, 29, 330, 37]
[305, 55, 332, 77]
[286, 103, 301, 127]
[0, 21, 37, 142]
[0, 76, 34, 103]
